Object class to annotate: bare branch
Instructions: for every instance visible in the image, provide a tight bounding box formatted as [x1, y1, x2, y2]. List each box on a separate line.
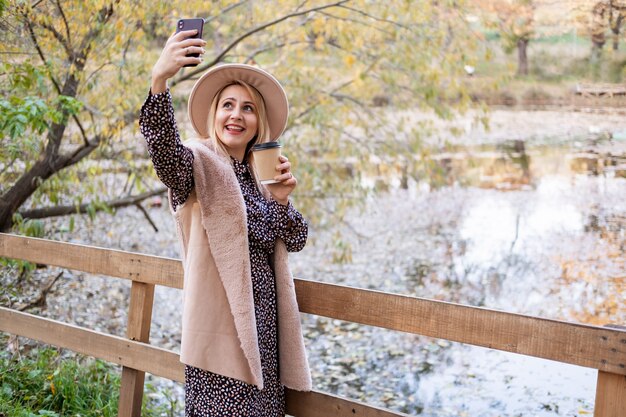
[55, 0, 71, 47]
[329, 91, 366, 107]
[82, 62, 115, 93]
[338, 4, 411, 30]
[296, 0, 311, 12]
[60, 137, 100, 167]
[75, 2, 116, 63]
[0, 157, 18, 177]
[18, 187, 168, 220]
[39, 21, 73, 57]
[135, 203, 159, 232]
[24, 17, 62, 94]
[204, 0, 249, 24]
[243, 40, 310, 63]
[319, 10, 395, 35]
[290, 101, 320, 125]
[0, 51, 38, 55]
[172, 0, 351, 85]
[292, 57, 378, 124]
[17, 271, 64, 312]
[318, 121, 365, 145]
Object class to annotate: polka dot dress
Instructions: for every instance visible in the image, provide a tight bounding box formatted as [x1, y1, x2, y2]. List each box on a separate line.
[140, 90, 308, 417]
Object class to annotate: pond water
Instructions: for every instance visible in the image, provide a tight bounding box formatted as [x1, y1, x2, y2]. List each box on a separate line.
[289, 135, 625, 416]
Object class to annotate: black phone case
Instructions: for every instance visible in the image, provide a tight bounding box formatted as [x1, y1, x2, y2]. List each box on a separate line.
[176, 18, 204, 67]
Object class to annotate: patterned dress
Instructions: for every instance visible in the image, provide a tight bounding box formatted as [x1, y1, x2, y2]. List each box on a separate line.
[139, 90, 308, 417]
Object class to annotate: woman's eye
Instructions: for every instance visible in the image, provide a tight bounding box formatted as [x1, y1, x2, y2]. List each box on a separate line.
[243, 105, 254, 112]
[222, 102, 232, 109]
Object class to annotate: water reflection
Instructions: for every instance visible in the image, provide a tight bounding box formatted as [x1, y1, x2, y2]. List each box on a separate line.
[293, 137, 625, 416]
[430, 140, 533, 190]
[460, 178, 584, 267]
[361, 139, 626, 192]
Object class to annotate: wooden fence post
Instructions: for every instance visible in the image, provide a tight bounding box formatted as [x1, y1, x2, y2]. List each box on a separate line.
[118, 281, 155, 417]
[594, 325, 626, 417]
[594, 372, 626, 417]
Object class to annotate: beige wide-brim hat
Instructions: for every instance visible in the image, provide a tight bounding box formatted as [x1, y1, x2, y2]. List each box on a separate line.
[188, 63, 289, 141]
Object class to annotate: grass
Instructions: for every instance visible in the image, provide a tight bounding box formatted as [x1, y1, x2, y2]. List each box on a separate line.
[0, 347, 119, 416]
[0, 346, 183, 417]
[467, 36, 626, 107]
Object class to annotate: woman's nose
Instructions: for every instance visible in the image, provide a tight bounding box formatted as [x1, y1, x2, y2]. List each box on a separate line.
[230, 106, 242, 119]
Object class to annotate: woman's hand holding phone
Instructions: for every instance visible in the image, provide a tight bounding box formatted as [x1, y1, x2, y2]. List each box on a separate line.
[151, 22, 206, 94]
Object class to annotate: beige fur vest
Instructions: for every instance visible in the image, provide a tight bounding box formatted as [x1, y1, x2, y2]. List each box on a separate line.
[171, 140, 311, 391]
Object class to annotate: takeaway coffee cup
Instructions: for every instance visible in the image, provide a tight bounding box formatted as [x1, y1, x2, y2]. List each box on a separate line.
[251, 142, 282, 184]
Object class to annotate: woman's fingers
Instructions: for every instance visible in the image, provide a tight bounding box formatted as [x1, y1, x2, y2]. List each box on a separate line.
[267, 156, 297, 202]
[166, 31, 206, 58]
[274, 171, 296, 183]
[276, 156, 291, 173]
[272, 155, 296, 183]
[179, 37, 206, 48]
[183, 46, 206, 55]
[172, 29, 200, 42]
[175, 39, 205, 57]
[176, 35, 205, 66]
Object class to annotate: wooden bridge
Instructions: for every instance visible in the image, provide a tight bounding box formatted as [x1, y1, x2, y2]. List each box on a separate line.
[0, 233, 624, 416]
[575, 83, 626, 98]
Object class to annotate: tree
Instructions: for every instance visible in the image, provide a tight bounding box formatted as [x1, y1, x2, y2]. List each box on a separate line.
[0, 0, 480, 234]
[570, 0, 626, 60]
[0, 0, 153, 232]
[598, 0, 626, 51]
[475, 0, 536, 76]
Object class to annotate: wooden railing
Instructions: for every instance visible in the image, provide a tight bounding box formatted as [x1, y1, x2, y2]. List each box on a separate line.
[0, 233, 624, 417]
[575, 83, 626, 97]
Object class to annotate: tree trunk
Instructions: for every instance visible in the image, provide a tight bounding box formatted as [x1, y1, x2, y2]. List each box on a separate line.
[591, 41, 604, 64]
[611, 15, 623, 51]
[591, 0, 607, 63]
[591, 31, 606, 64]
[516, 38, 529, 76]
[0, 158, 56, 231]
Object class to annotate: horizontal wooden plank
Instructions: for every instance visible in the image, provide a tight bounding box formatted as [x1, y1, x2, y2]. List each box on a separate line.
[286, 390, 409, 417]
[0, 306, 184, 382]
[2, 234, 625, 376]
[0, 306, 398, 417]
[0, 233, 183, 288]
[294, 279, 626, 376]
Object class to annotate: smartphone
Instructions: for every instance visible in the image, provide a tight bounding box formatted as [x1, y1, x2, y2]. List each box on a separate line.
[176, 18, 204, 67]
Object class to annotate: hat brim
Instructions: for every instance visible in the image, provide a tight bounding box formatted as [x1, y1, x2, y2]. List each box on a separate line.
[188, 64, 289, 141]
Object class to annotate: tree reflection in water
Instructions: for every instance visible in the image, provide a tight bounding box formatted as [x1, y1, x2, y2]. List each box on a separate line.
[293, 137, 625, 416]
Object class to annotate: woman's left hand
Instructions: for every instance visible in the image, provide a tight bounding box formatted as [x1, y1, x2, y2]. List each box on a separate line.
[266, 155, 297, 205]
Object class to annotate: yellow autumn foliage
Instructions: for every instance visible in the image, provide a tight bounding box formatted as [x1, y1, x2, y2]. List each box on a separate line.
[0, 0, 480, 228]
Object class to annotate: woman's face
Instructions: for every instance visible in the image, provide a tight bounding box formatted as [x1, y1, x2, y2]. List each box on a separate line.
[214, 84, 258, 161]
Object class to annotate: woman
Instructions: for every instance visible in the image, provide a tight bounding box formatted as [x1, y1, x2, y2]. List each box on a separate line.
[139, 28, 311, 416]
